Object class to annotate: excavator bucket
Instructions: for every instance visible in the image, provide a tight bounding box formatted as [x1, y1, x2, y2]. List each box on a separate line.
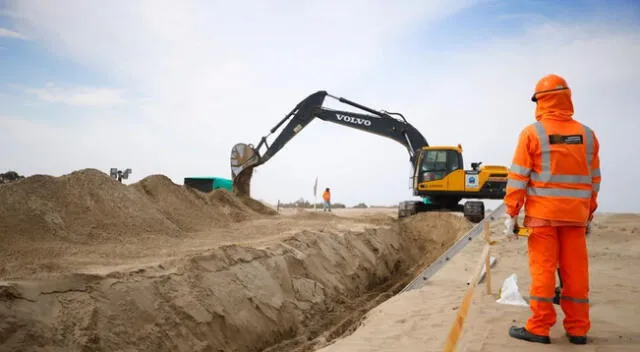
[230, 143, 260, 197]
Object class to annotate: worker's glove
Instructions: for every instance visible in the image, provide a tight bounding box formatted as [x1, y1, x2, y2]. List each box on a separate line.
[503, 214, 517, 240]
[586, 222, 592, 238]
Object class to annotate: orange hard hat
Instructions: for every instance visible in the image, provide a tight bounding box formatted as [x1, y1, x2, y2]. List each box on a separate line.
[531, 74, 570, 102]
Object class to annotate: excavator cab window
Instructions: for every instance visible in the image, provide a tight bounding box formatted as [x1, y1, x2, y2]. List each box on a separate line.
[419, 149, 463, 182]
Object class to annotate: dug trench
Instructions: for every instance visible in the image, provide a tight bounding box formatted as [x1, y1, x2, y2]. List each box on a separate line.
[0, 169, 472, 352]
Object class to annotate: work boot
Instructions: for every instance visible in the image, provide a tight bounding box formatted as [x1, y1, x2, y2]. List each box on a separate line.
[509, 326, 551, 344]
[566, 333, 588, 345]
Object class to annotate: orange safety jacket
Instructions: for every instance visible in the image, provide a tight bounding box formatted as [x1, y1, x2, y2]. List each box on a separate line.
[505, 119, 601, 223]
[322, 190, 331, 202]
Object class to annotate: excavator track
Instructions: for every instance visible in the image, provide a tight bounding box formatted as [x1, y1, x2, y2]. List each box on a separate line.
[398, 199, 486, 224]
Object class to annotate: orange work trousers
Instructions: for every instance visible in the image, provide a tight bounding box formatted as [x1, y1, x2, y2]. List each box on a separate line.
[525, 226, 590, 337]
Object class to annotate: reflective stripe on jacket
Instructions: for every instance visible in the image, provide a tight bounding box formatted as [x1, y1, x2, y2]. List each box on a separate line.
[505, 119, 601, 222]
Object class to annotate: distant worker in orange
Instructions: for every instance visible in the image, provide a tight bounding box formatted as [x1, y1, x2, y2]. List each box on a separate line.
[503, 74, 601, 345]
[322, 187, 331, 212]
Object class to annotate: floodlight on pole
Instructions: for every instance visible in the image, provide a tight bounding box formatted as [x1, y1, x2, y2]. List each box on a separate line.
[109, 168, 132, 183]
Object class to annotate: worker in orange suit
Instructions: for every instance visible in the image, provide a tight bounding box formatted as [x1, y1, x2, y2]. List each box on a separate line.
[503, 74, 601, 345]
[322, 187, 331, 212]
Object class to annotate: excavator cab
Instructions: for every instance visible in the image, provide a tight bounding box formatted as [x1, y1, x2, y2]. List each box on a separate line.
[404, 145, 508, 222]
[417, 147, 463, 183]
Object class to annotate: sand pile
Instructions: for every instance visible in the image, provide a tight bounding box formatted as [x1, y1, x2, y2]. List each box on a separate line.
[399, 212, 473, 266]
[239, 196, 278, 215]
[204, 186, 278, 220]
[0, 206, 473, 352]
[0, 169, 181, 244]
[0, 169, 277, 279]
[132, 174, 277, 226]
[131, 174, 257, 229]
[132, 174, 219, 230]
[0, 170, 275, 243]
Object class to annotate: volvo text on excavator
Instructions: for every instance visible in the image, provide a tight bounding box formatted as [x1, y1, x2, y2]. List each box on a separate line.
[229, 91, 508, 223]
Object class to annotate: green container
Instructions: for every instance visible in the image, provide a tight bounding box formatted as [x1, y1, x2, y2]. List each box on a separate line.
[184, 177, 233, 193]
[212, 178, 233, 191]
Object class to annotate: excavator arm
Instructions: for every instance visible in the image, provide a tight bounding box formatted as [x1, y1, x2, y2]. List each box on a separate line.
[230, 90, 429, 197]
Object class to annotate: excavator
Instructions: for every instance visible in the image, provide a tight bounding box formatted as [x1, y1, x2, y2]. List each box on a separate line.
[229, 91, 508, 223]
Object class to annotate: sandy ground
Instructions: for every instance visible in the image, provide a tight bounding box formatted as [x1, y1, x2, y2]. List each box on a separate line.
[316, 212, 640, 351]
[0, 169, 472, 352]
[2, 168, 637, 351]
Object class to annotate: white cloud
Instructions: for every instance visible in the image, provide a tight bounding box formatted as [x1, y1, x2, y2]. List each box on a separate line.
[23, 85, 126, 108]
[0, 27, 27, 39]
[0, 8, 20, 18]
[2, 0, 640, 212]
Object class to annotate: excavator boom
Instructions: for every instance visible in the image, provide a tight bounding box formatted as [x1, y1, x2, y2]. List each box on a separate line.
[230, 90, 429, 197]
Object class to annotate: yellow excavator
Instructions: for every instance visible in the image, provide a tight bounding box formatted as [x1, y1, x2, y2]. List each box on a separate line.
[230, 91, 508, 223]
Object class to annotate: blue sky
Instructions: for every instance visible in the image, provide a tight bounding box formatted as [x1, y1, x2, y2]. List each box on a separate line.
[1, 0, 639, 212]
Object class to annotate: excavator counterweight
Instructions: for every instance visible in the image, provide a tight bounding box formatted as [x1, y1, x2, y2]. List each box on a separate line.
[230, 90, 508, 223]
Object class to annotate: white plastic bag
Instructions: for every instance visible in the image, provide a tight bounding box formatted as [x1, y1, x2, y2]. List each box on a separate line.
[496, 273, 529, 307]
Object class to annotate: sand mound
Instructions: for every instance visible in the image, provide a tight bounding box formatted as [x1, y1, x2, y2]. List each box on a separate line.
[239, 196, 279, 216]
[0, 169, 181, 243]
[400, 212, 473, 260]
[0, 209, 474, 352]
[131, 175, 239, 230]
[0, 169, 276, 244]
[0, 169, 278, 279]
[205, 188, 268, 220]
[352, 213, 396, 226]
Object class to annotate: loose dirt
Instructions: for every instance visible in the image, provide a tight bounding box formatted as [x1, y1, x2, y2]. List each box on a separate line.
[0, 169, 473, 352]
